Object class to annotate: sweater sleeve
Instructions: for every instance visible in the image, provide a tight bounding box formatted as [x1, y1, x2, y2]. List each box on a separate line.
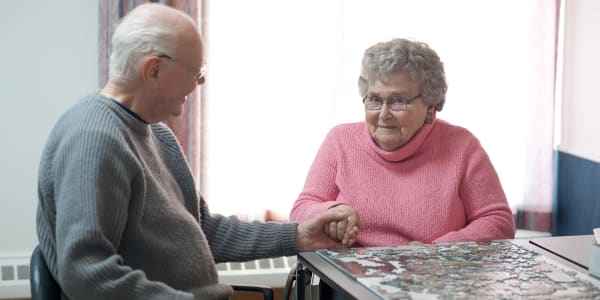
[200, 196, 298, 263]
[290, 128, 343, 222]
[433, 138, 516, 243]
[48, 128, 193, 300]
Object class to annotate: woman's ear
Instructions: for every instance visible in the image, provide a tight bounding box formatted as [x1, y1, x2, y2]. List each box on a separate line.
[425, 106, 435, 124]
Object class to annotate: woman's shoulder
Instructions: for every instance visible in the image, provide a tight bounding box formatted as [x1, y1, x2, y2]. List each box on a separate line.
[329, 121, 364, 136]
[434, 119, 478, 139]
[432, 119, 485, 153]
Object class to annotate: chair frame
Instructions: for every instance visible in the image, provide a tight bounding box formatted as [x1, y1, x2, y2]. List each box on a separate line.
[30, 246, 61, 300]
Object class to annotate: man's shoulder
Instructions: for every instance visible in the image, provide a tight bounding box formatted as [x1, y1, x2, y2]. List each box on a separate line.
[57, 92, 112, 125]
[49, 93, 139, 145]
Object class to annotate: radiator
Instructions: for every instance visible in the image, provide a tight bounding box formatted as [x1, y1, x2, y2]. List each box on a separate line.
[0, 253, 30, 299]
[217, 256, 296, 287]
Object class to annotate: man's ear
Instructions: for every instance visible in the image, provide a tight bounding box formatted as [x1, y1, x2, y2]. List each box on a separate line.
[141, 56, 161, 81]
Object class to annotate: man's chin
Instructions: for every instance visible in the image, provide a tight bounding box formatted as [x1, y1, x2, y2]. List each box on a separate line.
[172, 103, 185, 117]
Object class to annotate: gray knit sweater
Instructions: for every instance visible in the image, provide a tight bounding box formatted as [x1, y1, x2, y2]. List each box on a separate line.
[36, 92, 298, 300]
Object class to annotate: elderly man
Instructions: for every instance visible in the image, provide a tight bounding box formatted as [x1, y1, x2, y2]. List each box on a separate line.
[36, 3, 358, 299]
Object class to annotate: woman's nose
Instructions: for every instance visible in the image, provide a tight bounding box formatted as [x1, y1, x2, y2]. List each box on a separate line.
[379, 104, 393, 119]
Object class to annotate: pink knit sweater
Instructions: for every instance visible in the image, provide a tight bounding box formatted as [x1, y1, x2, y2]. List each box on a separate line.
[290, 120, 515, 247]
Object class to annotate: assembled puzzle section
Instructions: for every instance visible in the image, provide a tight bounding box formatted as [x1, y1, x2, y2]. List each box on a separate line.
[318, 241, 600, 299]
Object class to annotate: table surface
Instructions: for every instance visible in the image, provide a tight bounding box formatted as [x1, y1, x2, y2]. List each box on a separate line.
[296, 235, 596, 300]
[528, 234, 595, 270]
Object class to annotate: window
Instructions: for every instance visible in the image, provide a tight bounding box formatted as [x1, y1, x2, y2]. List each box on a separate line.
[201, 0, 555, 223]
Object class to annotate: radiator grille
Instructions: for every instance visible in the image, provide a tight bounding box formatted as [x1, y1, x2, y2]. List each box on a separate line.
[216, 256, 296, 287]
[0, 255, 30, 298]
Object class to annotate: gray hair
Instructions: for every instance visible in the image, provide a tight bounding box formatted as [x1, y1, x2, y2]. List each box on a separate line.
[358, 38, 448, 111]
[109, 4, 186, 83]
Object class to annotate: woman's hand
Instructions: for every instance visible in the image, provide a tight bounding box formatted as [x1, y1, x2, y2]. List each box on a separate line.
[323, 205, 360, 246]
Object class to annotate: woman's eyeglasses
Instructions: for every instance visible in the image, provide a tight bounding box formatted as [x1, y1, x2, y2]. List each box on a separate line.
[363, 94, 421, 111]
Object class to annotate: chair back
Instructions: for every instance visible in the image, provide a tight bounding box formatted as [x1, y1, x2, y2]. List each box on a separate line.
[30, 245, 61, 300]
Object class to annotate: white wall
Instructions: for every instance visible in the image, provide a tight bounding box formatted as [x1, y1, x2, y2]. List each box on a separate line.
[557, 0, 600, 163]
[0, 1, 98, 256]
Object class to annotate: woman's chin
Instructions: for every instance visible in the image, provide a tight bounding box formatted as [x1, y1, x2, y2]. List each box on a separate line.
[377, 139, 405, 151]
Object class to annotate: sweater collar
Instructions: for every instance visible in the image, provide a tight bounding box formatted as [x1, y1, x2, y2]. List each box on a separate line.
[94, 92, 151, 135]
[364, 118, 436, 162]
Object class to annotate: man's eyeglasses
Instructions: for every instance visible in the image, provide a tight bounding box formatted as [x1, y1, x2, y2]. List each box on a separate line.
[158, 54, 207, 82]
[362, 94, 421, 111]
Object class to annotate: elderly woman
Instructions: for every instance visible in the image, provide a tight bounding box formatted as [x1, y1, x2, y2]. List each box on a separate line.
[290, 38, 515, 246]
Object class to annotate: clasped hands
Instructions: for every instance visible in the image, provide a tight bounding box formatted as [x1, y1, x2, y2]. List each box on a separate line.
[296, 204, 425, 251]
[296, 204, 360, 251]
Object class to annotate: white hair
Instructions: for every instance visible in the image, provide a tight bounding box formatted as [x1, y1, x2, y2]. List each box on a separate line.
[108, 4, 193, 83]
[358, 38, 448, 111]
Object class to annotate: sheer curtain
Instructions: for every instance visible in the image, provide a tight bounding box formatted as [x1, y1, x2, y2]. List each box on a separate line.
[98, 0, 202, 176]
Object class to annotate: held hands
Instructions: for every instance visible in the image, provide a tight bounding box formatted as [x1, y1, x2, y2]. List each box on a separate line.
[296, 206, 360, 251]
[323, 205, 360, 246]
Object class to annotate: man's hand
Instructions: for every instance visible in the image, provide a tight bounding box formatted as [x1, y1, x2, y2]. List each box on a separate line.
[296, 207, 360, 251]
